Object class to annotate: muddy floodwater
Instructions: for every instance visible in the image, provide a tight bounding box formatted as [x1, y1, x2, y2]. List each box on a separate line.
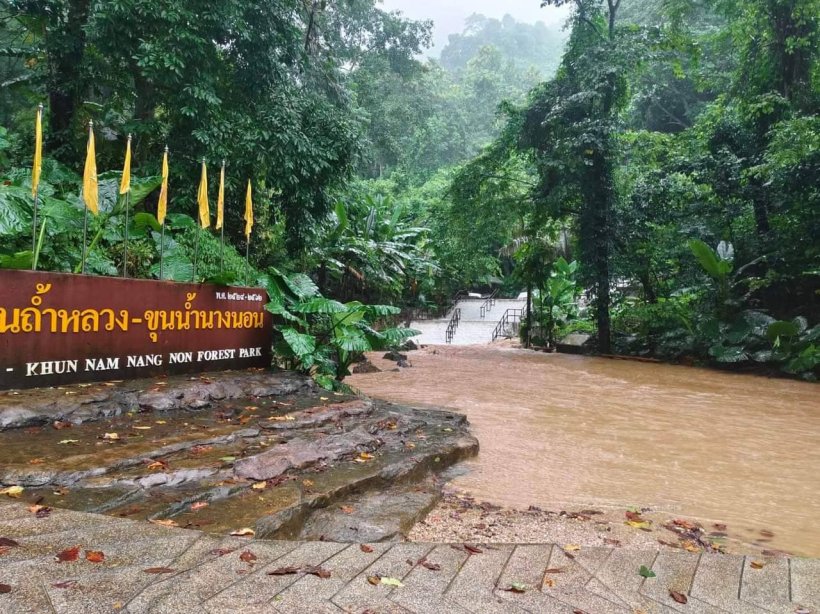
[349, 345, 820, 557]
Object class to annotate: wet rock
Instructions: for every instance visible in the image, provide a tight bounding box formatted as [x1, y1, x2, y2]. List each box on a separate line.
[382, 351, 408, 362]
[0, 407, 38, 430]
[397, 359, 411, 368]
[137, 392, 177, 412]
[298, 484, 441, 542]
[134, 468, 219, 489]
[403, 340, 419, 351]
[260, 400, 372, 431]
[234, 428, 379, 481]
[352, 360, 381, 374]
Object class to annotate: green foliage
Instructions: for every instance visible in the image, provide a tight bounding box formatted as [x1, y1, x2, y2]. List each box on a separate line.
[261, 268, 417, 387]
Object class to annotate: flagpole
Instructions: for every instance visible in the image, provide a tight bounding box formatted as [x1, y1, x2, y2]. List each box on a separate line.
[245, 238, 250, 286]
[158, 145, 169, 280]
[31, 103, 43, 270]
[193, 229, 200, 282]
[122, 134, 132, 277]
[81, 120, 92, 275]
[220, 160, 225, 274]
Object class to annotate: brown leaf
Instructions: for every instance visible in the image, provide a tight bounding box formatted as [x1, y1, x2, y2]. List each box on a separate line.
[603, 538, 622, 547]
[421, 560, 441, 571]
[625, 511, 643, 521]
[750, 560, 764, 569]
[367, 575, 381, 586]
[85, 550, 105, 563]
[759, 529, 775, 538]
[340, 505, 354, 514]
[52, 581, 77, 589]
[28, 458, 45, 465]
[147, 460, 169, 471]
[713, 523, 727, 531]
[28, 504, 52, 518]
[54, 545, 80, 563]
[360, 544, 374, 553]
[672, 518, 700, 531]
[229, 527, 255, 537]
[239, 550, 257, 564]
[502, 583, 527, 593]
[52, 421, 72, 430]
[267, 566, 301, 576]
[149, 519, 179, 527]
[544, 568, 565, 574]
[0, 538, 19, 548]
[304, 565, 331, 579]
[143, 567, 175, 574]
[669, 590, 688, 604]
[463, 544, 483, 554]
[190, 501, 209, 511]
[0, 583, 11, 593]
[210, 548, 236, 557]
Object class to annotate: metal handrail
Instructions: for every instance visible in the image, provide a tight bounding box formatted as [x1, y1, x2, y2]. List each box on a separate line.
[445, 308, 462, 344]
[491, 308, 524, 342]
[478, 289, 499, 319]
[402, 290, 467, 323]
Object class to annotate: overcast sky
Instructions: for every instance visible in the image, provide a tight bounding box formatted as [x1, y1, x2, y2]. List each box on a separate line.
[380, 0, 571, 55]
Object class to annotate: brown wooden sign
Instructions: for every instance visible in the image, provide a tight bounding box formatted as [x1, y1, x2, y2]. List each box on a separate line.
[0, 270, 272, 390]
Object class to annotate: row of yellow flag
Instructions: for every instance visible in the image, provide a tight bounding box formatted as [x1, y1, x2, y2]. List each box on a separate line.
[31, 108, 253, 240]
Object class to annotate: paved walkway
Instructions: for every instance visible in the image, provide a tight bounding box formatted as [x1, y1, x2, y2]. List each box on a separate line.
[411, 299, 526, 346]
[1, 501, 817, 613]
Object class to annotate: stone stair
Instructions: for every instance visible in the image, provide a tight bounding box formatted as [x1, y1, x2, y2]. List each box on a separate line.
[410, 298, 527, 346]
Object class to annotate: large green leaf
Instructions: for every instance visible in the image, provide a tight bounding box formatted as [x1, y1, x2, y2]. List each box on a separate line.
[283, 273, 320, 300]
[333, 328, 371, 352]
[0, 185, 31, 234]
[281, 327, 316, 357]
[766, 320, 799, 343]
[688, 239, 722, 279]
[149, 231, 193, 281]
[0, 250, 33, 269]
[291, 298, 347, 314]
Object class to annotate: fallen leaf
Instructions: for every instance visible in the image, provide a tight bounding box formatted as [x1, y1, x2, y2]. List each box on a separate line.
[340, 505, 355, 514]
[502, 582, 527, 593]
[603, 538, 622, 547]
[379, 577, 403, 587]
[320, 397, 329, 401]
[713, 523, 727, 531]
[219, 456, 236, 463]
[672, 518, 699, 531]
[638, 565, 656, 578]
[563, 544, 581, 552]
[155, 420, 167, 425]
[29, 458, 45, 465]
[52, 421, 72, 430]
[304, 565, 331, 579]
[750, 561, 765, 569]
[464, 544, 483, 554]
[0, 584, 11, 593]
[149, 519, 179, 527]
[268, 566, 300, 576]
[544, 567, 565, 574]
[53, 487, 69, 496]
[51, 581, 77, 589]
[681, 540, 701, 553]
[367, 575, 381, 585]
[102, 432, 120, 441]
[229, 528, 255, 537]
[0, 486, 24, 498]
[210, 548, 236, 556]
[143, 567, 175, 574]
[54, 545, 81, 563]
[0, 538, 18, 548]
[669, 590, 688, 604]
[420, 560, 441, 571]
[133, 426, 152, 430]
[626, 520, 652, 530]
[302, 479, 314, 488]
[239, 550, 257, 564]
[360, 544, 374, 553]
[358, 452, 374, 460]
[759, 529, 775, 538]
[543, 577, 556, 588]
[85, 550, 105, 563]
[58, 439, 79, 445]
[146, 460, 169, 471]
[28, 504, 52, 518]
[190, 501, 209, 511]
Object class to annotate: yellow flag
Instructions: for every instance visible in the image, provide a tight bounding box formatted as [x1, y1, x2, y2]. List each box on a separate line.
[119, 135, 131, 194]
[82, 123, 99, 215]
[215, 162, 225, 230]
[244, 180, 253, 239]
[197, 160, 210, 228]
[31, 105, 42, 197]
[157, 147, 169, 225]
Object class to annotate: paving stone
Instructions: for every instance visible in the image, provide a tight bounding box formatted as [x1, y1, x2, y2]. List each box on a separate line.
[330, 542, 431, 613]
[586, 547, 679, 613]
[790, 557, 820, 612]
[446, 544, 520, 613]
[690, 553, 770, 614]
[388, 544, 472, 614]
[201, 540, 347, 613]
[740, 556, 795, 614]
[640, 551, 724, 613]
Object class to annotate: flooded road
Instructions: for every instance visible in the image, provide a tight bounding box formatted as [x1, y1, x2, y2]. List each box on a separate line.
[349, 345, 820, 557]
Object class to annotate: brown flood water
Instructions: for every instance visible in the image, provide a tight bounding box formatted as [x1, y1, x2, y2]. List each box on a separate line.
[349, 345, 820, 557]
